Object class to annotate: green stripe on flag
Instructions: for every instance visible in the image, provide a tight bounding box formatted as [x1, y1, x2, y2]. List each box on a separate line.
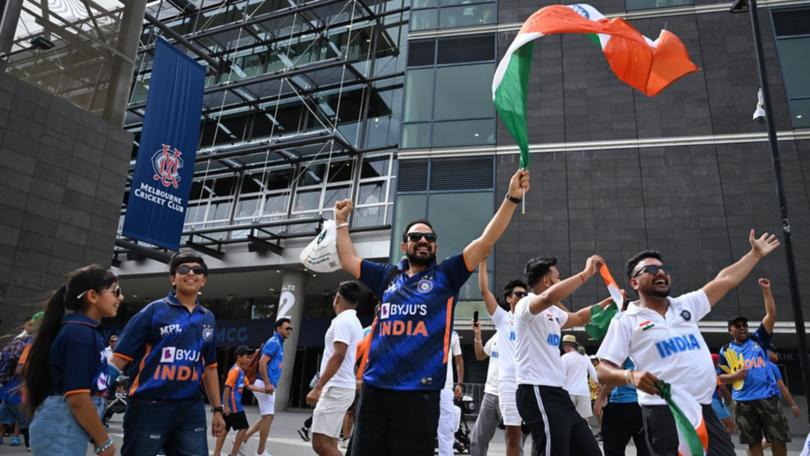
[585, 302, 617, 340]
[493, 42, 534, 169]
[586, 33, 600, 46]
[658, 381, 705, 456]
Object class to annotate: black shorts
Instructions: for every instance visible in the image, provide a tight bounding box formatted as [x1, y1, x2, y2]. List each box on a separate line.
[225, 411, 249, 431]
[515, 384, 600, 456]
[350, 384, 440, 456]
[641, 403, 734, 456]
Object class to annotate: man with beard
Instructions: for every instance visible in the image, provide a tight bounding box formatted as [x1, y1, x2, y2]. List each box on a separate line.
[596, 230, 780, 456]
[719, 278, 790, 456]
[333, 168, 529, 456]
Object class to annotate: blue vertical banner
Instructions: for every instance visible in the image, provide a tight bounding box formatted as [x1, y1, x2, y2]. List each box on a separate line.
[123, 38, 205, 251]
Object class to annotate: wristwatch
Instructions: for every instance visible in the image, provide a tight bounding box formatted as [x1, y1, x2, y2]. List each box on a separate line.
[211, 405, 224, 414]
[505, 193, 522, 204]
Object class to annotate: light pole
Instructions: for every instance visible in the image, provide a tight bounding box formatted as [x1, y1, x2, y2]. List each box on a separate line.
[731, 0, 810, 424]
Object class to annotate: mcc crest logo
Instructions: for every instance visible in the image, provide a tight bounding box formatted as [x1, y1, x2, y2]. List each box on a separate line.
[152, 144, 184, 189]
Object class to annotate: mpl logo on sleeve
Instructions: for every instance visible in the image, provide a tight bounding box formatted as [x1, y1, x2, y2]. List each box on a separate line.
[152, 144, 184, 189]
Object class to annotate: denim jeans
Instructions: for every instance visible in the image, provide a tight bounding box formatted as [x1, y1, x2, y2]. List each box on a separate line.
[29, 395, 105, 455]
[121, 396, 208, 456]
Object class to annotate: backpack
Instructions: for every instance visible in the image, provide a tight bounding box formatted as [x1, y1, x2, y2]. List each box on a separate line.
[245, 346, 263, 385]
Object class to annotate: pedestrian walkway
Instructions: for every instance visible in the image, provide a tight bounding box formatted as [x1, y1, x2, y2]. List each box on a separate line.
[0, 405, 807, 455]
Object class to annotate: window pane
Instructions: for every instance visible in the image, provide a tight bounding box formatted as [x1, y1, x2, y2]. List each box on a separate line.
[327, 161, 353, 183]
[438, 4, 496, 29]
[359, 182, 385, 205]
[625, 0, 692, 10]
[788, 99, 810, 128]
[410, 9, 438, 31]
[361, 156, 390, 178]
[241, 174, 264, 194]
[413, 0, 438, 8]
[185, 204, 206, 224]
[294, 189, 321, 211]
[266, 168, 293, 190]
[298, 163, 326, 186]
[434, 64, 494, 120]
[401, 123, 431, 148]
[210, 201, 232, 221]
[354, 206, 386, 227]
[235, 197, 260, 219]
[212, 176, 237, 197]
[324, 186, 351, 208]
[403, 69, 434, 122]
[437, 35, 495, 64]
[773, 9, 810, 36]
[264, 193, 289, 215]
[432, 119, 495, 147]
[408, 39, 435, 67]
[775, 37, 810, 97]
[391, 194, 427, 260]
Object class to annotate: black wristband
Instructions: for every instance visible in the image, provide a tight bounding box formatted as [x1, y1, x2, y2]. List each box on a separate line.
[211, 405, 224, 414]
[505, 194, 522, 204]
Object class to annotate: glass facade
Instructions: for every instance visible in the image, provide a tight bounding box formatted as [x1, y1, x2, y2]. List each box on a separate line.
[772, 8, 810, 128]
[410, 0, 496, 31]
[625, 0, 692, 10]
[402, 34, 496, 149]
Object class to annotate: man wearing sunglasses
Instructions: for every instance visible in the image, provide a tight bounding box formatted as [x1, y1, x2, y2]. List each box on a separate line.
[477, 260, 529, 456]
[112, 252, 225, 455]
[333, 168, 529, 456]
[719, 278, 790, 456]
[597, 230, 780, 456]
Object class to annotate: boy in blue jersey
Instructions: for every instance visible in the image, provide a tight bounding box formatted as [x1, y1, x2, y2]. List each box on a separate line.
[214, 345, 260, 456]
[111, 252, 225, 456]
[334, 167, 530, 456]
[244, 317, 293, 456]
[719, 277, 790, 456]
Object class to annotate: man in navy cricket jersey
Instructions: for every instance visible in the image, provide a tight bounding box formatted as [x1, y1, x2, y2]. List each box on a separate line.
[334, 167, 530, 456]
[111, 252, 225, 455]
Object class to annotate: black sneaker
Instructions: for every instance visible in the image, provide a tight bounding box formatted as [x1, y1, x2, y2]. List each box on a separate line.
[297, 427, 310, 442]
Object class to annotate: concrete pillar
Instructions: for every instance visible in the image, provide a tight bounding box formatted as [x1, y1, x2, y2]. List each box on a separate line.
[275, 269, 306, 411]
[103, 0, 147, 125]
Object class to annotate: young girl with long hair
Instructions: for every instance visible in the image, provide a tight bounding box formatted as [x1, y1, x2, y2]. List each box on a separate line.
[25, 265, 122, 455]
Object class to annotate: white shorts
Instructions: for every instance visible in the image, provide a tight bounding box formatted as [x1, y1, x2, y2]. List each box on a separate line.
[252, 379, 276, 416]
[311, 386, 355, 439]
[498, 377, 522, 426]
[570, 393, 592, 419]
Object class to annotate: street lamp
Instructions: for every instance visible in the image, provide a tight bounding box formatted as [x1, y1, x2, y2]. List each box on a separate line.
[731, 0, 810, 424]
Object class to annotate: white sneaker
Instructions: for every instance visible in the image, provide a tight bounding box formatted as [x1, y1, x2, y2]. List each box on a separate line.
[256, 452, 271, 456]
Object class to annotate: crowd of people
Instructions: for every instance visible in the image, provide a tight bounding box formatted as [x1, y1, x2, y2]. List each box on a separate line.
[0, 166, 807, 456]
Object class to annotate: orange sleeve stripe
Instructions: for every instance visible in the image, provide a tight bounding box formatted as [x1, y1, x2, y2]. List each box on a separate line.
[113, 353, 133, 362]
[206, 362, 218, 369]
[128, 344, 151, 396]
[18, 344, 31, 366]
[443, 298, 453, 364]
[225, 368, 239, 387]
[64, 389, 91, 397]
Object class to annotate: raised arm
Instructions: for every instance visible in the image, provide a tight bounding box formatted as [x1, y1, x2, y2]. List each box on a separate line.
[703, 230, 779, 306]
[758, 278, 776, 334]
[334, 199, 361, 278]
[528, 255, 603, 315]
[472, 322, 488, 361]
[479, 261, 499, 316]
[562, 296, 613, 329]
[463, 169, 529, 267]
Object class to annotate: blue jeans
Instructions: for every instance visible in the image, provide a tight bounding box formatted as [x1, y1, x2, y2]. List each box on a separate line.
[29, 395, 105, 455]
[122, 396, 208, 456]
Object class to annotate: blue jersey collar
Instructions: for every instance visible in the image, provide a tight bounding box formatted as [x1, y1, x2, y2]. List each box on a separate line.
[272, 332, 285, 346]
[165, 292, 205, 313]
[62, 313, 100, 328]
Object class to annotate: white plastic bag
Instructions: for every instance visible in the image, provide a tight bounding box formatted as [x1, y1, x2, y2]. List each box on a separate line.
[299, 219, 342, 272]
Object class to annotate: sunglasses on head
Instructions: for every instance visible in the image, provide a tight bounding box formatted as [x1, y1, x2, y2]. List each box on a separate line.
[407, 232, 437, 243]
[77, 284, 123, 301]
[633, 264, 673, 278]
[176, 265, 205, 276]
[512, 291, 528, 298]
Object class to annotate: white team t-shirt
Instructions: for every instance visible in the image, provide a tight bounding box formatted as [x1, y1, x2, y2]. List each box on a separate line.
[483, 334, 500, 395]
[491, 306, 517, 381]
[597, 290, 715, 406]
[444, 331, 462, 390]
[319, 309, 364, 389]
[515, 294, 569, 387]
[562, 351, 597, 397]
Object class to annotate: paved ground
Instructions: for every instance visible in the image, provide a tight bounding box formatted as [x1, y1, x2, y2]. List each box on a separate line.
[0, 405, 808, 455]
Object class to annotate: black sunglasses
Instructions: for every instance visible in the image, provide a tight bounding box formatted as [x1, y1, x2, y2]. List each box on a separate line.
[176, 265, 205, 275]
[512, 291, 528, 298]
[633, 264, 673, 278]
[77, 284, 122, 300]
[407, 232, 437, 243]
[731, 322, 748, 329]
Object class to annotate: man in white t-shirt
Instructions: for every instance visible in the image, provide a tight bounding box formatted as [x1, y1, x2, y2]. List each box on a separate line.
[470, 321, 501, 456]
[306, 281, 365, 456]
[596, 230, 780, 456]
[514, 255, 613, 456]
[437, 330, 463, 456]
[478, 261, 528, 456]
[561, 334, 597, 419]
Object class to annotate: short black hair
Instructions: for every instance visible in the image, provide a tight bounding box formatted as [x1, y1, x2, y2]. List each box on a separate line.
[337, 280, 363, 306]
[502, 279, 528, 300]
[625, 250, 663, 280]
[525, 257, 558, 288]
[169, 252, 208, 276]
[401, 219, 434, 242]
[275, 317, 291, 329]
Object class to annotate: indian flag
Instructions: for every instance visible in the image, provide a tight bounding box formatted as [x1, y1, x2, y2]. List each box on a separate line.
[492, 3, 699, 168]
[658, 381, 709, 456]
